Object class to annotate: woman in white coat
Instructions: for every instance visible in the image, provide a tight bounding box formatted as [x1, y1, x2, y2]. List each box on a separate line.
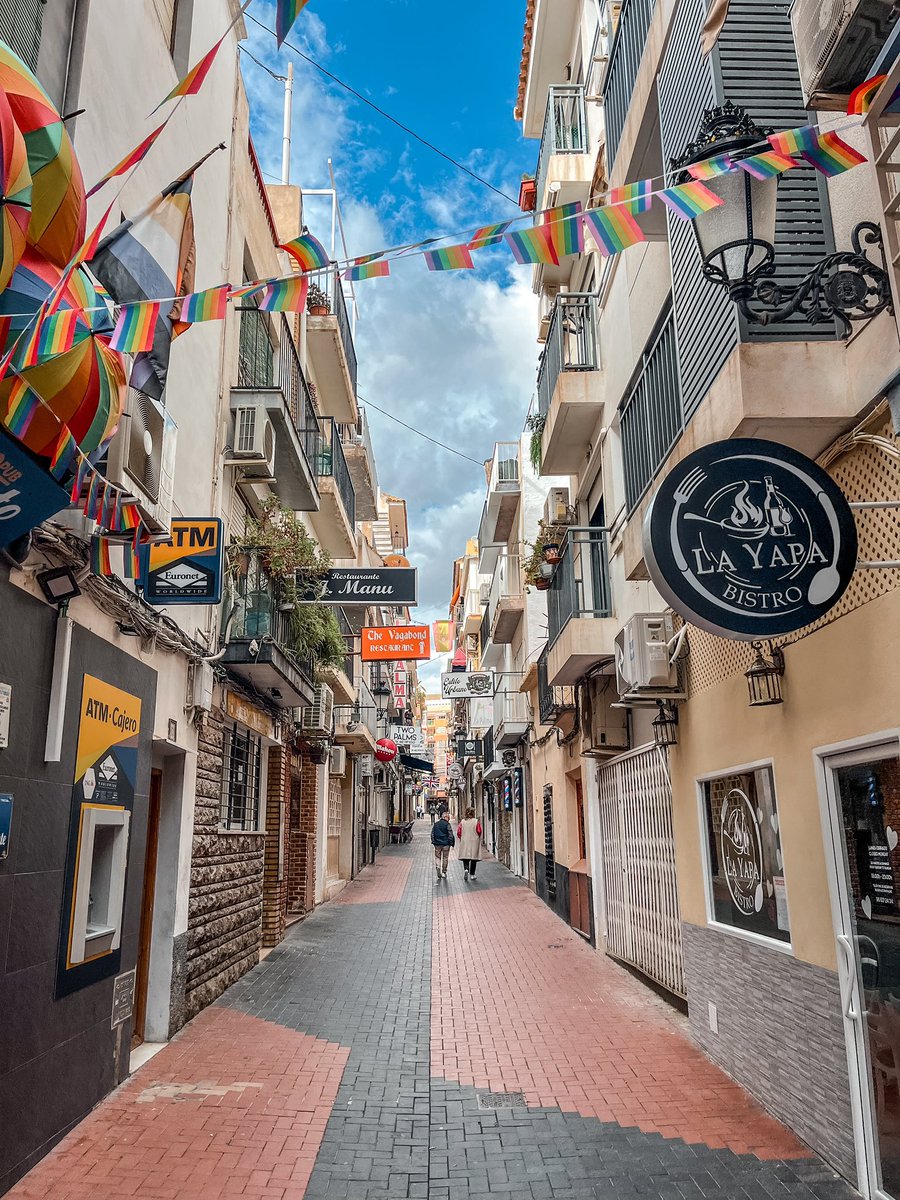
[456, 807, 482, 881]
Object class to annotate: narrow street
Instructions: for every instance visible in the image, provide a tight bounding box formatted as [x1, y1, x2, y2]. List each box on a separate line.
[10, 826, 854, 1200]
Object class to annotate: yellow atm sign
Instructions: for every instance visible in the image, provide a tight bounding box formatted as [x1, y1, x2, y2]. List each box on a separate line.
[140, 518, 224, 606]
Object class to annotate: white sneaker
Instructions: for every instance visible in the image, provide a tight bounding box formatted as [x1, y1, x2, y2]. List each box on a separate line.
[464, 869, 469, 880]
[442, 870, 447, 878]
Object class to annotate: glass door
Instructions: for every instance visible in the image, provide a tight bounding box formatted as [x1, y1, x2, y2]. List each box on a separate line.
[824, 742, 900, 1199]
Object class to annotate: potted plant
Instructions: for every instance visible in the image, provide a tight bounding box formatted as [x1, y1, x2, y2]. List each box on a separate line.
[525, 412, 545, 473]
[519, 173, 537, 213]
[543, 541, 561, 564]
[523, 521, 557, 592]
[307, 283, 330, 316]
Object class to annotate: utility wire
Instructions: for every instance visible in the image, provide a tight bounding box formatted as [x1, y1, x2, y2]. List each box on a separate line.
[244, 11, 519, 207]
[359, 394, 486, 467]
[239, 44, 286, 82]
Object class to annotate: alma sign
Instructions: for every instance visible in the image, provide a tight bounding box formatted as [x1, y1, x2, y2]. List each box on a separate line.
[361, 625, 430, 661]
[312, 567, 418, 606]
[643, 439, 857, 639]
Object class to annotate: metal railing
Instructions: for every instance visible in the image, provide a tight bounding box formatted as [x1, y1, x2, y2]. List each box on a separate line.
[547, 527, 613, 648]
[237, 308, 320, 466]
[493, 672, 529, 728]
[535, 85, 588, 205]
[337, 607, 355, 685]
[335, 675, 378, 740]
[488, 553, 523, 615]
[537, 646, 576, 724]
[464, 586, 483, 627]
[619, 310, 682, 513]
[315, 417, 357, 527]
[308, 266, 358, 397]
[227, 550, 314, 679]
[537, 294, 600, 417]
[489, 441, 520, 490]
[603, 0, 657, 169]
[339, 405, 378, 487]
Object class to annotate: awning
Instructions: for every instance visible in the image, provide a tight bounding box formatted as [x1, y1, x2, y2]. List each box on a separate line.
[400, 752, 435, 773]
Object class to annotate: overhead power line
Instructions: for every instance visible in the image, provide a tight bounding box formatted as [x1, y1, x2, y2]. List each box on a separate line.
[245, 11, 519, 207]
[359, 395, 486, 467]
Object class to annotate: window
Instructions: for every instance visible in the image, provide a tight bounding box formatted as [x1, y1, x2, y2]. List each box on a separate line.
[221, 723, 263, 830]
[701, 765, 789, 944]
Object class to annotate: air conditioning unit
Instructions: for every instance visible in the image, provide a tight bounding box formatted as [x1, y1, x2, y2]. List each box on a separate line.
[544, 487, 572, 527]
[359, 753, 374, 777]
[104, 388, 177, 535]
[479, 582, 490, 604]
[329, 745, 347, 776]
[584, 676, 629, 756]
[228, 404, 276, 477]
[791, 0, 895, 109]
[297, 683, 334, 736]
[615, 612, 685, 701]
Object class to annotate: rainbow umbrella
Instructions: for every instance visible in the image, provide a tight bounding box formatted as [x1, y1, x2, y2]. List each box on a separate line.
[0, 40, 86, 268]
[0, 246, 113, 348]
[0, 86, 31, 292]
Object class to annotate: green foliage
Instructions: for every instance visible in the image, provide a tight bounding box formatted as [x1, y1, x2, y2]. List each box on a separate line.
[307, 282, 330, 312]
[230, 496, 331, 582]
[522, 519, 553, 585]
[525, 412, 546, 473]
[288, 601, 347, 671]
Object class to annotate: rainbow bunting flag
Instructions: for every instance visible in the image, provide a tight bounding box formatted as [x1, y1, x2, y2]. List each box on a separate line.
[87, 122, 169, 197]
[276, 0, 311, 46]
[582, 207, 647, 256]
[505, 225, 559, 266]
[687, 153, 735, 181]
[738, 151, 797, 180]
[352, 252, 385, 266]
[91, 535, 112, 578]
[545, 213, 584, 259]
[100, 483, 116, 529]
[119, 501, 142, 532]
[178, 285, 230, 323]
[608, 180, 653, 215]
[847, 73, 900, 116]
[768, 126, 819, 157]
[35, 310, 81, 360]
[3, 375, 41, 438]
[807, 131, 868, 176]
[256, 275, 309, 312]
[344, 260, 390, 281]
[84, 469, 102, 521]
[17, 320, 43, 368]
[543, 201, 584, 222]
[49, 428, 78, 481]
[153, 32, 228, 112]
[70, 455, 90, 504]
[468, 221, 513, 249]
[423, 245, 474, 271]
[110, 301, 161, 353]
[659, 180, 724, 220]
[280, 232, 331, 272]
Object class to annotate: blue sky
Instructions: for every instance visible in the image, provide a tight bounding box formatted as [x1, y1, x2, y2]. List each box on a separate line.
[240, 0, 541, 691]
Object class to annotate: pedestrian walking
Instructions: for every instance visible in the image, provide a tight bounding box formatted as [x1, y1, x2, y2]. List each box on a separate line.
[456, 807, 482, 881]
[431, 807, 454, 880]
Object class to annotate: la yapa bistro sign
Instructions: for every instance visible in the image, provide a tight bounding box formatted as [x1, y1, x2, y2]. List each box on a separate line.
[643, 438, 857, 640]
[304, 567, 418, 606]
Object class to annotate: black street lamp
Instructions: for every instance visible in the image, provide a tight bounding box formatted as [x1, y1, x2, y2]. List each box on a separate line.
[652, 702, 679, 748]
[673, 101, 892, 339]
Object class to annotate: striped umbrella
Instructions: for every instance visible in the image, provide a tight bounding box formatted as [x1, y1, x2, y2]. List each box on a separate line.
[0, 40, 86, 268]
[0, 86, 31, 292]
[0, 246, 113, 347]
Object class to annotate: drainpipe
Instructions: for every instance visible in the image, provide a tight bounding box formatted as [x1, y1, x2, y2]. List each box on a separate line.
[62, 0, 91, 135]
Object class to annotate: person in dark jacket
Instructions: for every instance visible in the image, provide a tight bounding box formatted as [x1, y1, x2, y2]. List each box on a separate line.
[431, 808, 454, 880]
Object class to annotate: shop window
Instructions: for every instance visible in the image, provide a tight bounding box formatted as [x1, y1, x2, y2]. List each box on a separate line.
[701, 765, 789, 944]
[220, 723, 262, 831]
[69, 806, 131, 965]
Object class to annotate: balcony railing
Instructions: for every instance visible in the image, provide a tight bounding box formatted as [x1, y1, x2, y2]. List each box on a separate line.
[535, 85, 588, 206]
[237, 307, 320, 466]
[228, 550, 314, 676]
[493, 672, 529, 728]
[537, 646, 576, 725]
[547, 528, 613, 648]
[489, 553, 522, 615]
[537, 294, 600, 417]
[307, 266, 358, 397]
[337, 606, 355, 685]
[619, 309, 681, 513]
[489, 441, 520, 492]
[315, 417, 357, 527]
[603, 0, 657, 168]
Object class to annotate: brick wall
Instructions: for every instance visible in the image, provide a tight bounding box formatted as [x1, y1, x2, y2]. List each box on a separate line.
[184, 708, 266, 1022]
[681, 922, 855, 1178]
[287, 750, 318, 915]
[262, 745, 289, 949]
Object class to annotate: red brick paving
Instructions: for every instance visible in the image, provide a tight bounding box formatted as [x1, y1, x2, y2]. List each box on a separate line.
[431, 878, 811, 1160]
[334, 853, 413, 903]
[7, 1007, 348, 1200]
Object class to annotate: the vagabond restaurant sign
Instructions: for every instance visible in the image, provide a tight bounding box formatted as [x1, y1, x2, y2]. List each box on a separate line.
[361, 625, 430, 661]
[308, 567, 418, 606]
[441, 671, 493, 699]
[643, 438, 857, 639]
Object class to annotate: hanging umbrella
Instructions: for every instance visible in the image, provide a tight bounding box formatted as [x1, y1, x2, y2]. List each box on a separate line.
[0, 86, 31, 292]
[0, 246, 113, 348]
[0, 40, 86, 268]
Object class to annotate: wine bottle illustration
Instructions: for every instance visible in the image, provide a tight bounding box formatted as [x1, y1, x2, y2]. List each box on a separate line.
[763, 476, 792, 536]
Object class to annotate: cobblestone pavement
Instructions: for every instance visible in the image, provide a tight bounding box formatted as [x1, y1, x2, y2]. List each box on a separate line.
[8, 822, 858, 1199]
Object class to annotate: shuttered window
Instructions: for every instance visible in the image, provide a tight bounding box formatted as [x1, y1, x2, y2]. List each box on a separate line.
[0, 0, 43, 70]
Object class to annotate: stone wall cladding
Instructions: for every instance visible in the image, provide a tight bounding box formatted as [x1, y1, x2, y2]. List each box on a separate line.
[682, 921, 856, 1180]
[184, 708, 265, 1021]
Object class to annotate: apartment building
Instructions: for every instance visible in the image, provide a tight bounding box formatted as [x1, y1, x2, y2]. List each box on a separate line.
[512, 0, 900, 1193]
[0, 3, 409, 1188]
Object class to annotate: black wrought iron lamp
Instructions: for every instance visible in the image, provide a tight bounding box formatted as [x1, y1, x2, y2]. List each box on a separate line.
[745, 642, 785, 707]
[673, 101, 892, 339]
[652, 702, 679, 748]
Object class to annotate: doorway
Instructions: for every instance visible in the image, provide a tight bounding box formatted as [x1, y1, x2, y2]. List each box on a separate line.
[821, 738, 900, 1199]
[132, 768, 162, 1048]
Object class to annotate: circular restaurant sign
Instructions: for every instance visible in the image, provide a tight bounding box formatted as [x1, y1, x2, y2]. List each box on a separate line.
[643, 438, 857, 640]
[720, 788, 764, 917]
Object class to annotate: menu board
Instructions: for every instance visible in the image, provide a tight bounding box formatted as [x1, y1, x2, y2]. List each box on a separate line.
[867, 843, 897, 915]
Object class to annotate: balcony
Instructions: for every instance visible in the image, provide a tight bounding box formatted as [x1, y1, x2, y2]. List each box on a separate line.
[221, 551, 316, 708]
[339, 405, 378, 521]
[232, 309, 320, 511]
[602, 0, 657, 171]
[463, 585, 485, 636]
[478, 602, 503, 671]
[488, 554, 524, 645]
[481, 722, 505, 781]
[494, 672, 529, 747]
[334, 676, 378, 754]
[478, 442, 521, 569]
[535, 85, 591, 213]
[546, 528, 617, 686]
[320, 607, 356, 706]
[537, 646, 576, 726]
[306, 266, 358, 424]
[537, 295, 604, 475]
[310, 418, 357, 558]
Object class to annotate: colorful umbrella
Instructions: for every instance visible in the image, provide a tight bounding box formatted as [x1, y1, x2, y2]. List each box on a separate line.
[0, 86, 31, 292]
[0, 246, 113, 349]
[0, 40, 86, 268]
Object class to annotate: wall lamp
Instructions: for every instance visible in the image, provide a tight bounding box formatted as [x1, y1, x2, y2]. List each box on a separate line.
[745, 642, 785, 707]
[673, 101, 892, 339]
[652, 702, 679, 748]
[36, 566, 81, 607]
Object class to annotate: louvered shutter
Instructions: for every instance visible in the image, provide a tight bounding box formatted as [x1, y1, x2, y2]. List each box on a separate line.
[0, 0, 43, 70]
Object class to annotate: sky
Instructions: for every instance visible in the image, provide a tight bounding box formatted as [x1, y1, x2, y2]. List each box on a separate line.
[239, 0, 539, 695]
